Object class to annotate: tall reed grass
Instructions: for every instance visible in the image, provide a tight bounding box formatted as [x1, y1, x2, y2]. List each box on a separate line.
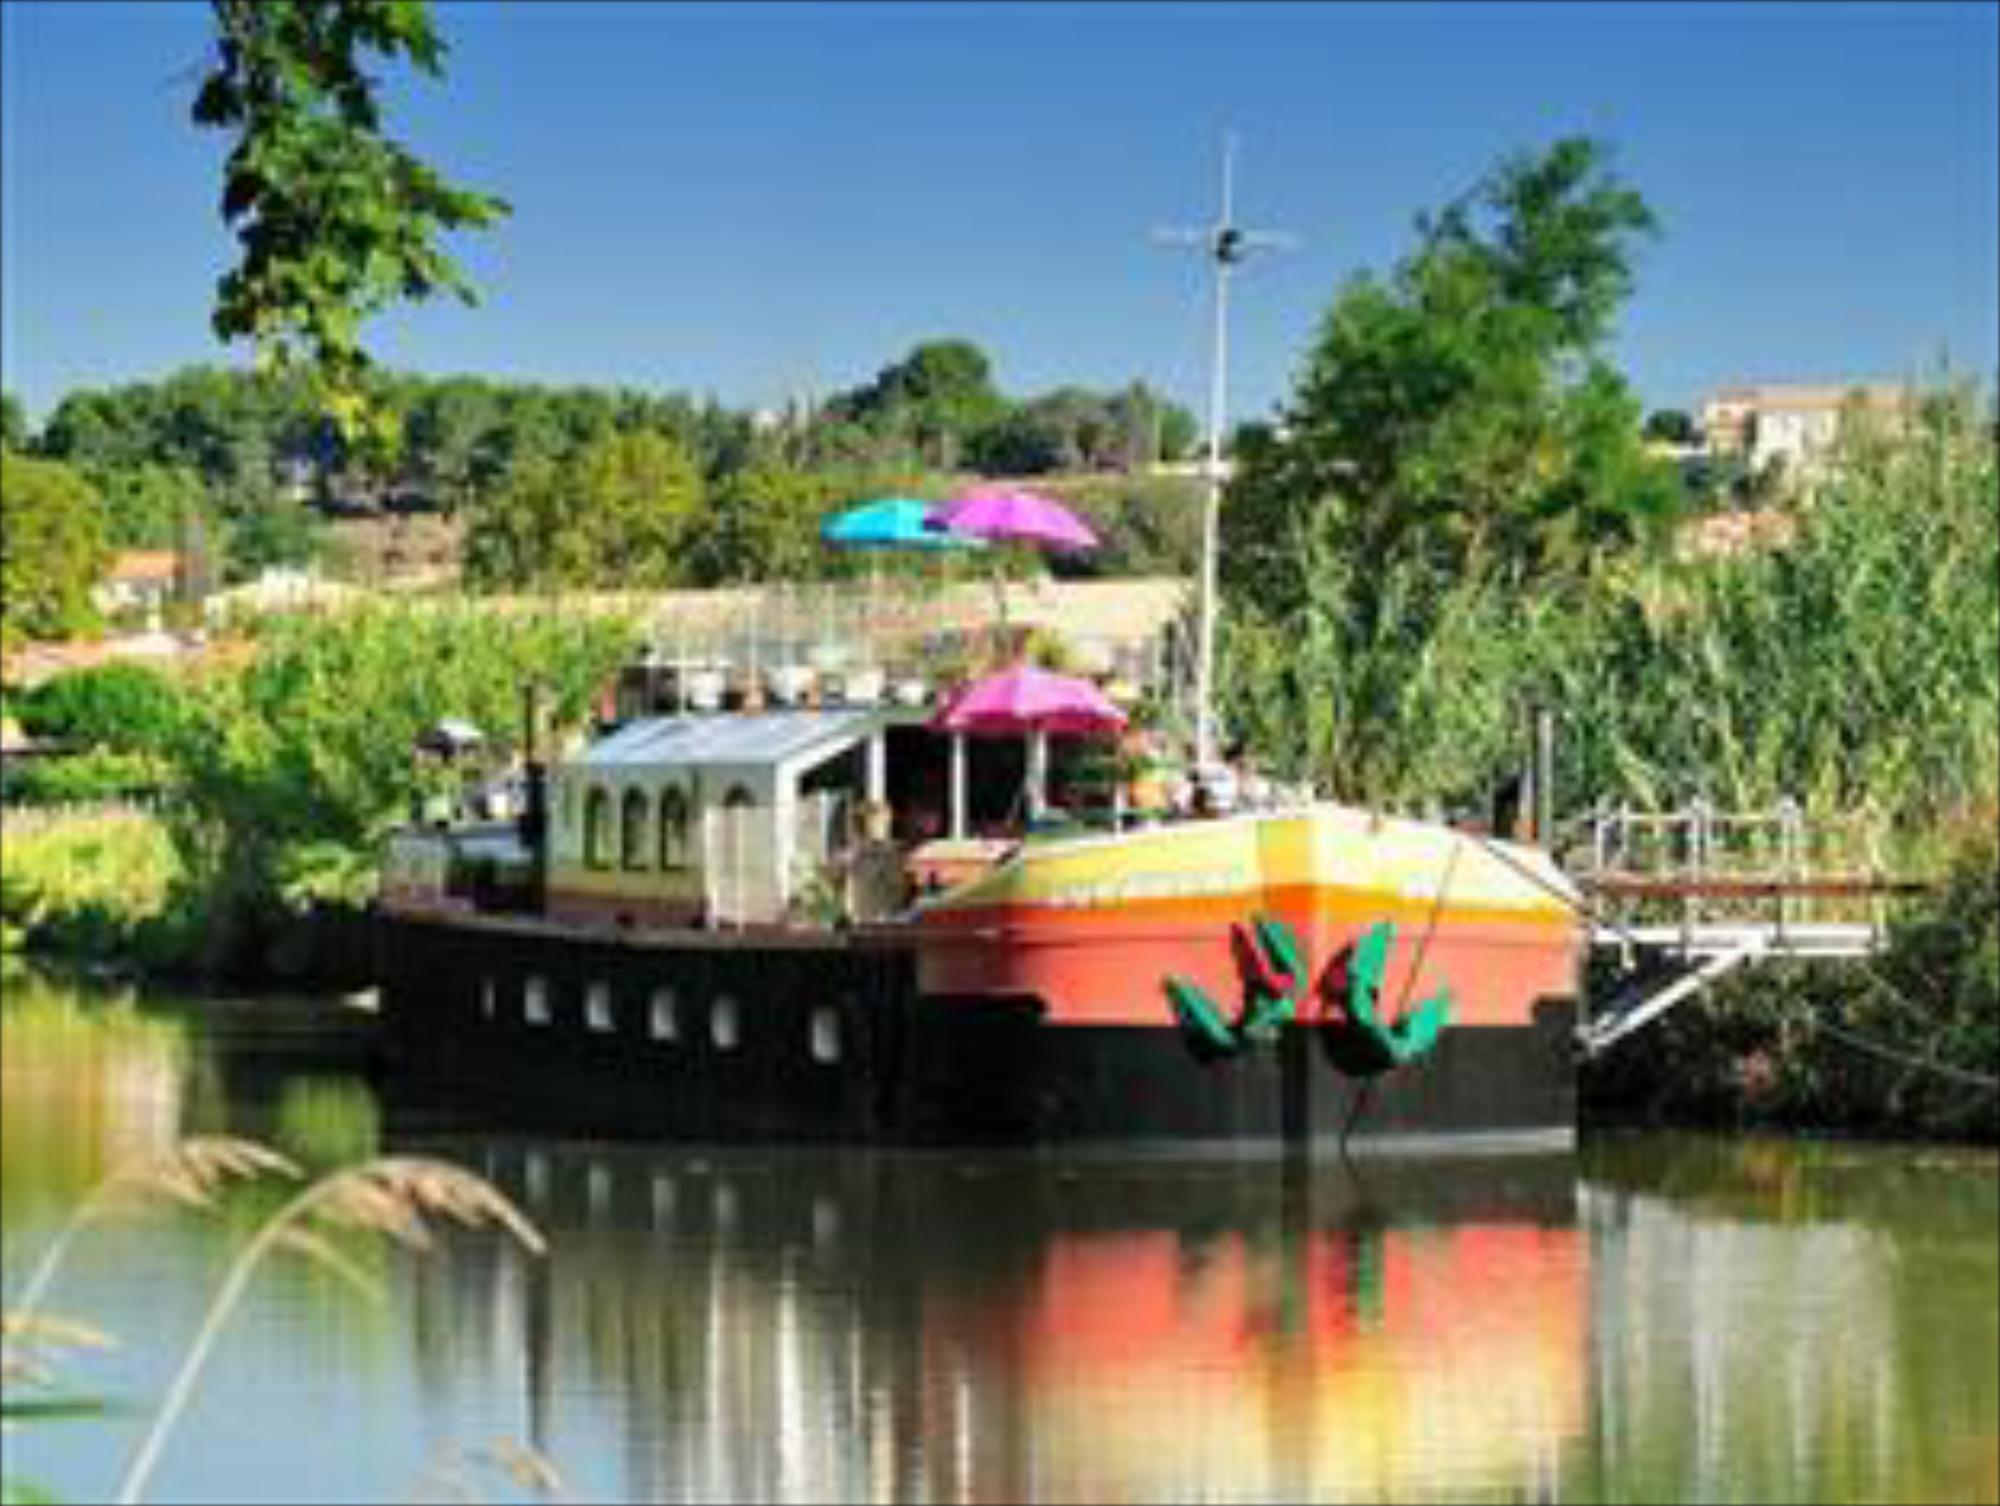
[1221, 382, 1999, 858]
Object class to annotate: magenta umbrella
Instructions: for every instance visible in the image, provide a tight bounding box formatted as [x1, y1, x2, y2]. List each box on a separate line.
[929, 483, 1099, 552]
[930, 483, 1099, 644]
[932, 663, 1128, 736]
[932, 663, 1127, 822]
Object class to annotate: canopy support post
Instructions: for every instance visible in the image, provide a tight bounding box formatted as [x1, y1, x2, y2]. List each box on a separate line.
[950, 733, 968, 841]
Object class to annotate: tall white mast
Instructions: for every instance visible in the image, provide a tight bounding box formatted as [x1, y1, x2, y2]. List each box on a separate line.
[1155, 132, 1295, 770]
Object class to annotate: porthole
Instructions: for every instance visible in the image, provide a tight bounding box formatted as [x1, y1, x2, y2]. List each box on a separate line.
[712, 994, 741, 1051]
[810, 1005, 842, 1065]
[523, 975, 550, 1026]
[648, 987, 680, 1042]
[586, 980, 614, 1033]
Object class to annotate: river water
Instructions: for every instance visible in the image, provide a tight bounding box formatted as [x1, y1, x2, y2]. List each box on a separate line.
[3, 967, 1996, 1506]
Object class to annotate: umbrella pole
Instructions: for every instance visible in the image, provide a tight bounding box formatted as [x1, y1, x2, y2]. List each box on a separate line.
[950, 733, 968, 841]
[1027, 728, 1048, 822]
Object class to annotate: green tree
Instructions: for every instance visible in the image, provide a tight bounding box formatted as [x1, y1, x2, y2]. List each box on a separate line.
[160, 604, 632, 973]
[87, 463, 213, 550]
[223, 496, 324, 581]
[1217, 136, 1681, 800]
[15, 663, 193, 756]
[828, 339, 1005, 469]
[692, 464, 842, 584]
[1155, 400, 1199, 463]
[1224, 135, 1675, 616]
[463, 428, 704, 590]
[39, 367, 320, 520]
[193, 0, 508, 450]
[0, 453, 110, 647]
[2, 392, 27, 452]
[964, 404, 1068, 475]
[1644, 408, 1697, 444]
[403, 376, 503, 514]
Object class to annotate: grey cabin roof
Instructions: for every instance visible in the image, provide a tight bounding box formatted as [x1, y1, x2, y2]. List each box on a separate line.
[567, 711, 885, 773]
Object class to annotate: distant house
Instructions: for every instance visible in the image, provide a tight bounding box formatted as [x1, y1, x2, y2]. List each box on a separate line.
[1699, 382, 1910, 478]
[94, 550, 185, 619]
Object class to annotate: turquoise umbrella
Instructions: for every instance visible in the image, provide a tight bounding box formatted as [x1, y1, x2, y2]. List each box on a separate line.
[821, 499, 984, 687]
[821, 498, 985, 551]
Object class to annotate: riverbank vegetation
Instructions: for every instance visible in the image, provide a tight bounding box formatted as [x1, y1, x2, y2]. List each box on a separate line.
[3, 606, 632, 979]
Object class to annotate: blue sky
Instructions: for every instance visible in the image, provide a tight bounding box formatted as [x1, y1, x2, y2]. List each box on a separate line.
[4, 1, 1995, 428]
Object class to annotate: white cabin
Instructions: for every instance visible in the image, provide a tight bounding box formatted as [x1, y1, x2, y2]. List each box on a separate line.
[545, 710, 905, 927]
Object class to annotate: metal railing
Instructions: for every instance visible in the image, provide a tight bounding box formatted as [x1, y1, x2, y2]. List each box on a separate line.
[1565, 797, 1899, 953]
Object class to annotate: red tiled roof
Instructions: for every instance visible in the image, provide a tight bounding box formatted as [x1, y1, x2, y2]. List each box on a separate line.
[106, 551, 182, 583]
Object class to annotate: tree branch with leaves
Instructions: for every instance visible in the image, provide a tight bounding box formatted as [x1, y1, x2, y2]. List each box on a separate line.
[193, 0, 508, 459]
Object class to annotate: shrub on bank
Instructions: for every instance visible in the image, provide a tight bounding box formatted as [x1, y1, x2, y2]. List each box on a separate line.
[0, 808, 192, 968]
[11, 662, 193, 757]
[3, 747, 169, 806]
[5, 604, 634, 982]
[157, 602, 634, 979]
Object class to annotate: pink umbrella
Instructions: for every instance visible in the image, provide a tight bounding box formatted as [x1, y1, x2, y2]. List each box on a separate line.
[932, 663, 1127, 823]
[932, 663, 1128, 737]
[930, 484, 1099, 553]
[931, 484, 1099, 647]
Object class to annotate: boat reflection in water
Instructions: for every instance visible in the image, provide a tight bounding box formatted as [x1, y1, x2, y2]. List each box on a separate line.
[400, 1139, 1585, 1503]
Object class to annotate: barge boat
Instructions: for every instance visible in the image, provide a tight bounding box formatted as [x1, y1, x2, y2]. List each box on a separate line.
[377, 700, 1582, 1147]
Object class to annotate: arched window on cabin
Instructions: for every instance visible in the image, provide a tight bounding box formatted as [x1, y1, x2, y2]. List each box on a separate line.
[621, 787, 651, 871]
[658, 785, 692, 871]
[583, 786, 613, 870]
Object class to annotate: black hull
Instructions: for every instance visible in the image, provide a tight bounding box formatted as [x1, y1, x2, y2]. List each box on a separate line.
[378, 912, 1577, 1148]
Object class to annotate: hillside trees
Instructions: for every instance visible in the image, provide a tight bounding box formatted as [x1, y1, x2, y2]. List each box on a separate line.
[461, 428, 705, 590]
[821, 343, 1198, 477]
[27, 351, 1204, 590]
[689, 464, 846, 586]
[1, 454, 110, 647]
[1645, 408, 1697, 444]
[2, 392, 26, 451]
[89, 464, 213, 551]
[38, 368, 324, 578]
[823, 340, 1005, 470]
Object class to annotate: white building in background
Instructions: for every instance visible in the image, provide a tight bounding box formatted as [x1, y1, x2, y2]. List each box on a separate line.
[1699, 382, 1911, 477]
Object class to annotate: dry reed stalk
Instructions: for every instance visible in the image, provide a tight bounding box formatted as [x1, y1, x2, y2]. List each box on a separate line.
[113, 1156, 546, 1506]
[6, 1137, 301, 1329]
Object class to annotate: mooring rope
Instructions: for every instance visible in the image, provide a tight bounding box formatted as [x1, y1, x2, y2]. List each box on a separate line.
[1804, 1014, 2000, 1094]
[1394, 835, 1464, 1019]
